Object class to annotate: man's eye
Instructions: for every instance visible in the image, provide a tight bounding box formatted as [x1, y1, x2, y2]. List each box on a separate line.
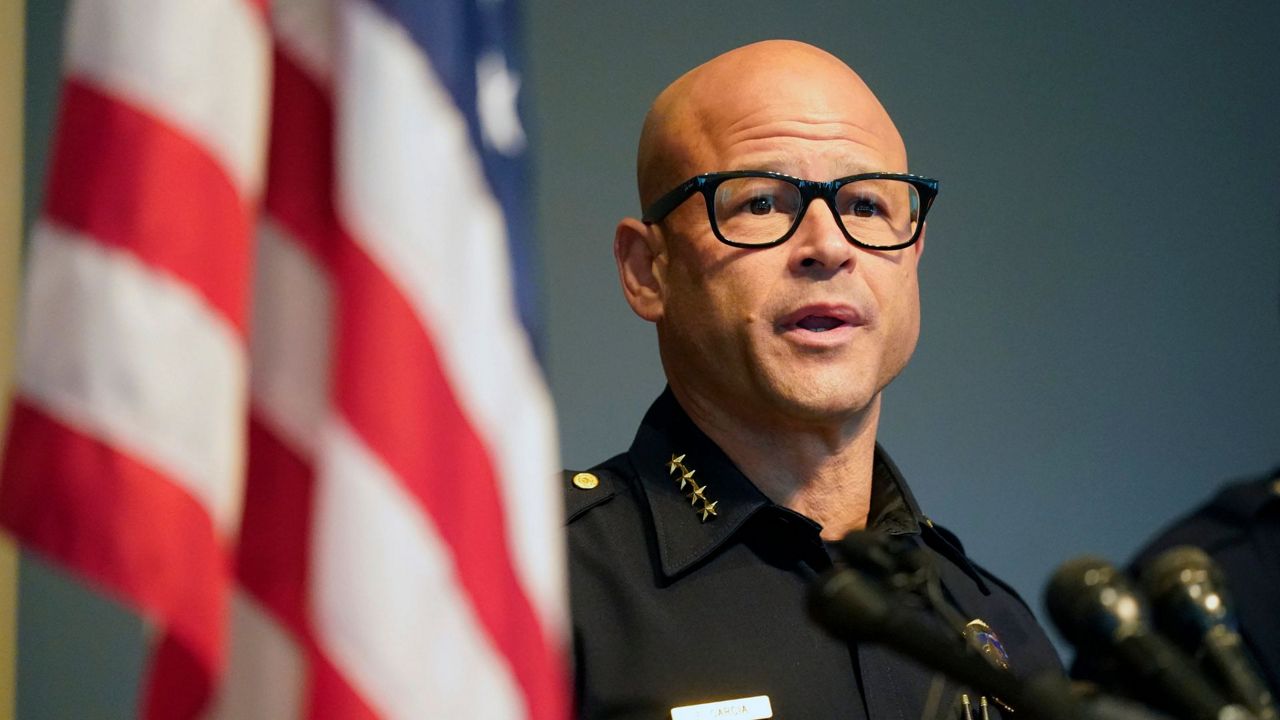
[748, 196, 775, 215]
[850, 198, 881, 217]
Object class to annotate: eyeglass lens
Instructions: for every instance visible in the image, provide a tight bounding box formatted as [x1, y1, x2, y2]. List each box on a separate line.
[711, 177, 921, 247]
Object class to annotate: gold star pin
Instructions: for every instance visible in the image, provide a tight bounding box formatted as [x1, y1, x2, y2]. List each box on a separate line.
[686, 483, 709, 505]
[666, 454, 686, 475]
[666, 453, 718, 522]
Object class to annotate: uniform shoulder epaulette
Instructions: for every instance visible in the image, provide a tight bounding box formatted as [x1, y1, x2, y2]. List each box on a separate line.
[1132, 474, 1279, 568]
[926, 516, 1037, 611]
[972, 560, 1038, 614]
[921, 516, 966, 555]
[920, 517, 1000, 598]
[563, 467, 621, 524]
[917, 516, 1041, 618]
[1203, 473, 1280, 525]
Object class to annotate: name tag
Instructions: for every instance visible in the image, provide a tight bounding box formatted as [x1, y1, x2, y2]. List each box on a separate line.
[670, 695, 773, 720]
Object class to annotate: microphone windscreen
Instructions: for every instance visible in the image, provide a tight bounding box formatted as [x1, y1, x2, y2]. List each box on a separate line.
[1140, 545, 1235, 640]
[1046, 556, 1148, 649]
[1044, 555, 1245, 720]
[1140, 546, 1277, 720]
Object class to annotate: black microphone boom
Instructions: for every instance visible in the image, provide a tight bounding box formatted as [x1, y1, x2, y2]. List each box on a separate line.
[1045, 556, 1256, 720]
[810, 567, 1094, 720]
[1140, 546, 1278, 720]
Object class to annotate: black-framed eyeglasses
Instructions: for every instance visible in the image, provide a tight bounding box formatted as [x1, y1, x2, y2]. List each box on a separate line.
[641, 171, 939, 250]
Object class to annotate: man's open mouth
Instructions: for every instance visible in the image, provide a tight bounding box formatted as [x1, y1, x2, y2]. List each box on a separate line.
[795, 315, 846, 332]
[779, 304, 866, 336]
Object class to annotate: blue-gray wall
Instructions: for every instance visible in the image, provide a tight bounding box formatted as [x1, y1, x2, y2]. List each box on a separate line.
[18, 1, 1280, 716]
[532, 0, 1280, 650]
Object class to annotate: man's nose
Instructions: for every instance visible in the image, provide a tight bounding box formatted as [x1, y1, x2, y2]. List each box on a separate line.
[789, 199, 855, 273]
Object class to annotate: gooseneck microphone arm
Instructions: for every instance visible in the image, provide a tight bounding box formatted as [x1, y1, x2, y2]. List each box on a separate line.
[809, 566, 1151, 720]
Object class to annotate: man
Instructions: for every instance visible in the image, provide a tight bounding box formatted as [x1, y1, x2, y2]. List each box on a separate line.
[565, 40, 1061, 719]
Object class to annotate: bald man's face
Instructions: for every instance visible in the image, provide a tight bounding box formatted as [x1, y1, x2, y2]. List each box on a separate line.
[626, 46, 924, 431]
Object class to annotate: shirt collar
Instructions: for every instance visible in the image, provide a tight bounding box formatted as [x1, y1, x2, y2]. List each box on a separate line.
[629, 388, 929, 579]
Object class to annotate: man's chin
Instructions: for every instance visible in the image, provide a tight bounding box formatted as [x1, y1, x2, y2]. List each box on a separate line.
[757, 382, 881, 429]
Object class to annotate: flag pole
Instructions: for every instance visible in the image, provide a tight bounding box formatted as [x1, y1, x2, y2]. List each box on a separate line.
[0, 0, 25, 718]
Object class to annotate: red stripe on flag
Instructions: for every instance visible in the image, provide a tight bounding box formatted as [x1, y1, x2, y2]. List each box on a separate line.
[43, 79, 255, 333]
[144, 633, 216, 720]
[332, 240, 568, 720]
[246, 45, 384, 719]
[265, 48, 339, 264]
[0, 399, 231, 717]
[305, 646, 380, 720]
[240, 415, 384, 717]
[237, 414, 314, 636]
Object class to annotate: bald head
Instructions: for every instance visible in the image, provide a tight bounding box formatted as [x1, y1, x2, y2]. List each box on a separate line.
[636, 40, 907, 208]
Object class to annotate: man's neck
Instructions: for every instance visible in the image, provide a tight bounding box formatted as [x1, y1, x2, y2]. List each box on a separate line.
[671, 386, 882, 541]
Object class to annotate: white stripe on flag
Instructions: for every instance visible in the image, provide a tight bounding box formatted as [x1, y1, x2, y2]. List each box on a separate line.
[271, 0, 334, 87]
[204, 590, 306, 720]
[64, 0, 271, 193]
[17, 221, 248, 536]
[249, 216, 334, 458]
[311, 419, 526, 720]
[335, 0, 567, 640]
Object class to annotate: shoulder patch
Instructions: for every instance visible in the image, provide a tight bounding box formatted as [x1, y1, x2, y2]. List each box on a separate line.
[563, 468, 620, 523]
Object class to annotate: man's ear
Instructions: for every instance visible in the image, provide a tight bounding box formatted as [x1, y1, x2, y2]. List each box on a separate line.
[614, 217, 666, 322]
[912, 222, 926, 262]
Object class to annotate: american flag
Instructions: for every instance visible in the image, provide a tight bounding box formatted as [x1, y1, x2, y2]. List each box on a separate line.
[0, 0, 569, 718]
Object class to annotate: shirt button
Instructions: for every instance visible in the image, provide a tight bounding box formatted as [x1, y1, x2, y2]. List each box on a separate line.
[572, 472, 600, 490]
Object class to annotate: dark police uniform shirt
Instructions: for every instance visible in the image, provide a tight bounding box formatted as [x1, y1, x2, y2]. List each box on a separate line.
[1128, 468, 1280, 696]
[565, 390, 1062, 720]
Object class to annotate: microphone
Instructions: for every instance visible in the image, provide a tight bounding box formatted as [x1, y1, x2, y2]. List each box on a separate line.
[1045, 556, 1255, 720]
[831, 530, 972, 634]
[1140, 546, 1277, 720]
[834, 530, 928, 581]
[811, 566, 1097, 720]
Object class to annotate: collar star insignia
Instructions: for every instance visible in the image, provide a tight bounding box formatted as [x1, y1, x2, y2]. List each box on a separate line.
[666, 454, 686, 474]
[686, 482, 707, 505]
[666, 453, 718, 522]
